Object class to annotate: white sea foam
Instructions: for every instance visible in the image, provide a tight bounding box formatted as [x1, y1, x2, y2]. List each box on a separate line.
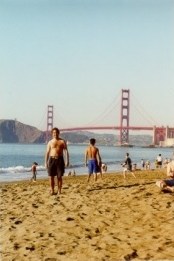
[0, 165, 46, 174]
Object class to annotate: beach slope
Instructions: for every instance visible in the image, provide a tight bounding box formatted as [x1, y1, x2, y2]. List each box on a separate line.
[1, 171, 174, 261]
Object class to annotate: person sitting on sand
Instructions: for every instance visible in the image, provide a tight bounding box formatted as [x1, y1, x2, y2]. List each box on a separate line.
[122, 153, 136, 179]
[156, 159, 174, 192]
[85, 138, 102, 182]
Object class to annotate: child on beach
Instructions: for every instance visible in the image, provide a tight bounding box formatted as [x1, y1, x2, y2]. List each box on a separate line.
[31, 162, 38, 182]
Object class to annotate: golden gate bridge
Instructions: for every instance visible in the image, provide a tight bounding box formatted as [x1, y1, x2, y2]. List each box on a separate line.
[46, 89, 174, 146]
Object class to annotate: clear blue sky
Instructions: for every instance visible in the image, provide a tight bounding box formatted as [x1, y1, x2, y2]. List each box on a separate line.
[1, 0, 174, 132]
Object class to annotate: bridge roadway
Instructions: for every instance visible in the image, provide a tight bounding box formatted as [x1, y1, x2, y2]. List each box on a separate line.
[60, 126, 153, 132]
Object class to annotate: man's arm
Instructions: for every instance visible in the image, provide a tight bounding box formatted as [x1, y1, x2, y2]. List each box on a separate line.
[85, 149, 88, 166]
[45, 142, 51, 168]
[63, 141, 69, 167]
[97, 149, 102, 166]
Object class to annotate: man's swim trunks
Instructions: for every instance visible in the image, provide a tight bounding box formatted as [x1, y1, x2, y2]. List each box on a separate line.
[88, 159, 98, 174]
[165, 179, 174, 186]
[48, 156, 65, 177]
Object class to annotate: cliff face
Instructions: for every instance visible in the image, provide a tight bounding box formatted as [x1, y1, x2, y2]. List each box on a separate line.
[0, 120, 45, 143]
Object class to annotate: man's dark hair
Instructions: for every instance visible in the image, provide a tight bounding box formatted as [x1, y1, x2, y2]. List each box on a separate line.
[51, 127, 60, 134]
[90, 138, 96, 145]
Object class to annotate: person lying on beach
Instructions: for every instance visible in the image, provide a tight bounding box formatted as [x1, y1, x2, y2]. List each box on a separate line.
[85, 138, 102, 182]
[156, 159, 174, 193]
[45, 127, 69, 195]
[122, 153, 136, 179]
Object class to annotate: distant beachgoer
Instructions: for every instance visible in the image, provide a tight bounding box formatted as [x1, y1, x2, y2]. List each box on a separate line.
[72, 170, 76, 176]
[31, 162, 38, 182]
[122, 153, 136, 179]
[68, 171, 72, 176]
[163, 158, 169, 168]
[156, 159, 174, 192]
[101, 163, 107, 173]
[67, 170, 76, 176]
[155, 159, 158, 169]
[156, 154, 163, 168]
[45, 127, 69, 195]
[85, 138, 102, 182]
[145, 160, 150, 170]
[141, 159, 145, 169]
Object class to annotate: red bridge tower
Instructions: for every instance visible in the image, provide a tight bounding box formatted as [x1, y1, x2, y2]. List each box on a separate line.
[120, 89, 130, 145]
[46, 105, 54, 143]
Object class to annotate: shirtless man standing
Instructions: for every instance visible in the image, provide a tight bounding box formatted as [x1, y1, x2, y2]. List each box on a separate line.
[45, 127, 69, 195]
[85, 138, 102, 182]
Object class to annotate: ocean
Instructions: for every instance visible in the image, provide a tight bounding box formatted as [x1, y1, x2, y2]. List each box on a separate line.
[0, 143, 173, 183]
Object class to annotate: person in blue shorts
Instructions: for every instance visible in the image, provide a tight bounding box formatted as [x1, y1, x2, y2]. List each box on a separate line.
[85, 138, 102, 183]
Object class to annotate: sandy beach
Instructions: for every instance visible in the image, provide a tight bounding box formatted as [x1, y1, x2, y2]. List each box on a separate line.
[1, 170, 174, 261]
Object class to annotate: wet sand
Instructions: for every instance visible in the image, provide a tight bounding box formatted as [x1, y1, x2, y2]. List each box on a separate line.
[1, 170, 174, 261]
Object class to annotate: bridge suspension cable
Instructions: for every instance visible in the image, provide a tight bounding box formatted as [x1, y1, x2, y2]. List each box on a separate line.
[37, 107, 48, 131]
[131, 92, 160, 126]
[54, 107, 76, 128]
[85, 91, 121, 126]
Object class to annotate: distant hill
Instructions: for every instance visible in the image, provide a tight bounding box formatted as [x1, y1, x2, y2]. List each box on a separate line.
[0, 120, 45, 143]
[0, 120, 152, 145]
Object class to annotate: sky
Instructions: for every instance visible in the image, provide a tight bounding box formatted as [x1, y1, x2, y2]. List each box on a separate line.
[1, 0, 174, 133]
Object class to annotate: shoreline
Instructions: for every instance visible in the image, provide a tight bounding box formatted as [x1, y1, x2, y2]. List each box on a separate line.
[0, 167, 162, 185]
[1, 170, 174, 261]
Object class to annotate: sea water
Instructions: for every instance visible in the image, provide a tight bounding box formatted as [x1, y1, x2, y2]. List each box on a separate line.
[0, 143, 173, 182]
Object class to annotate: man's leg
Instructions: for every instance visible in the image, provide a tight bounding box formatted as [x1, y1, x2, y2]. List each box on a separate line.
[100, 170, 103, 179]
[57, 176, 62, 194]
[50, 176, 55, 194]
[87, 161, 92, 183]
[163, 180, 174, 192]
[87, 173, 91, 182]
[131, 171, 136, 178]
[123, 168, 127, 179]
[93, 161, 98, 182]
[165, 186, 174, 192]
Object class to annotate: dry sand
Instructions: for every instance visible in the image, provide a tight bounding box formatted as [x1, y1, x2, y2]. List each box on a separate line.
[1, 170, 174, 261]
